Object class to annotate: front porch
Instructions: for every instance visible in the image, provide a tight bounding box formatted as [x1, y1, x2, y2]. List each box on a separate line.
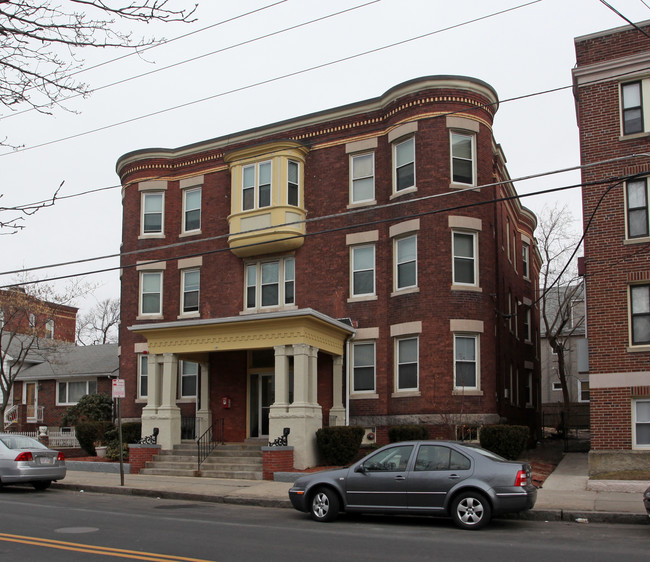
[129, 309, 354, 469]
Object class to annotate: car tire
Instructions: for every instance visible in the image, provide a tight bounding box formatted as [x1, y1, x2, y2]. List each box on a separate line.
[451, 491, 491, 530]
[32, 481, 51, 491]
[310, 487, 340, 522]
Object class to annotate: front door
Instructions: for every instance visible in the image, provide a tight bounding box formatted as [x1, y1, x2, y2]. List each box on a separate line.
[249, 373, 274, 438]
[24, 382, 37, 421]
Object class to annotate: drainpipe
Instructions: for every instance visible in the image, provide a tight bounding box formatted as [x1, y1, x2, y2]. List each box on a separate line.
[345, 335, 352, 426]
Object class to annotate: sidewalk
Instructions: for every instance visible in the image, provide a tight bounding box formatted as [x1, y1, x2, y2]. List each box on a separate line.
[52, 453, 649, 524]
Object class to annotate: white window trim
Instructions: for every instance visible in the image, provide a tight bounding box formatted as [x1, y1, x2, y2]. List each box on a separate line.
[242, 160, 273, 211]
[56, 379, 97, 406]
[633, 398, 650, 449]
[179, 360, 198, 399]
[577, 379, 590, 403]
[349, 152, 376, 206]
[453, 333, 481, 393]
[624, 177, 650, 241]
[394, 234, 418, 293]
[181, 268, 200, 317]
[244, 257, 296, 312]
[392, 136, 416, 196]
[351, 341, 377, 396]
[629, 283, 650, 347]
[138, 354, 148, 400]
[350, 244, 376, 301]
[287, 160, 300, 207]
[182, 186, 202, 235]
[451, 230, 479, 289]
[522, 242, 530, 279]
[449, 131, 476, 188]
[139, 271, 163, 318]
[140, 191, 165, 238]
[394, 335, 419, 394]
[621, 80, 646, 136]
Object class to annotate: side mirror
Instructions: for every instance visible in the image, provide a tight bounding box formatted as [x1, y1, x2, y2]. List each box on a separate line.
[355, 464, 366, 474]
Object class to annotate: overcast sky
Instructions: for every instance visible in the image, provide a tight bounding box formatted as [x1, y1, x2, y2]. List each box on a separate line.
[1, 0, 648, 316]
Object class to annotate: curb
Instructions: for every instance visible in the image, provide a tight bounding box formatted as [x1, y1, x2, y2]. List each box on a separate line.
[51, 482, 648, 523]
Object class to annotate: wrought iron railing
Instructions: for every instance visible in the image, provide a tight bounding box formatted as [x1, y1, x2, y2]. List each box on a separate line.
[196, 419, 224, 473]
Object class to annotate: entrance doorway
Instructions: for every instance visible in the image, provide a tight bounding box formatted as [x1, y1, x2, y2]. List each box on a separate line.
[24, 382, 37, 421]
[250, 373, 274, 438]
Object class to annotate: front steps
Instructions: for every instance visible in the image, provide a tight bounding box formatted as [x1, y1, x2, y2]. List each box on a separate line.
[139, 441, 264, 480]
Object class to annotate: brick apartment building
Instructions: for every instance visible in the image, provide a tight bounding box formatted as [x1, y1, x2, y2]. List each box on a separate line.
[573, 22, 650, 475]
[116, 76, 541, 468]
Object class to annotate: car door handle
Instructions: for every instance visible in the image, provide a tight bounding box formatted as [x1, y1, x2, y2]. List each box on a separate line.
[448, 474, 461, 479]
[395, 475, 406, 481]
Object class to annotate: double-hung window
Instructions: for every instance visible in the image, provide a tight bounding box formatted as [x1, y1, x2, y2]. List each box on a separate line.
[351, 245, 375, 297]
[396, 336, 418, 391]
[245, 257, 295, 310]
[139, 355, 148, 399]
[450, 132, 475, 185]
[452, 231, 477, 286]
[182, 269, 200, 314]
[622, 82, 643, 135]
[522, 242, 530, 278]
[183, 188, 201, 233]
[242, 161, 272, 211]
[627, 178, 649, 239]
[351, 153, 375, 204]
[352, 342, 376, 393]
[394, 137, 415, 192]
[633, 399, 650, 448]
[140, 271, 162, 316]
[395, 235, 417, 291]
[454, 334, 478, 390]
[45, 319, 54, 339]
[288, 160, 299, 206]
[142, 192, 163, 235]
[180, 361, 198, 398]
[630, 284, 650, 345]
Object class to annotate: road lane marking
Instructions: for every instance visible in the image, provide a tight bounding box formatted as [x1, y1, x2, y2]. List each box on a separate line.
[0, 533, 217, 562]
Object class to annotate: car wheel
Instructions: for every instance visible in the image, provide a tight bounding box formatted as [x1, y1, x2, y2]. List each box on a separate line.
[32, 481, 51, 491]
[310, 487, 340, 522]
[451, 491, 491, 530]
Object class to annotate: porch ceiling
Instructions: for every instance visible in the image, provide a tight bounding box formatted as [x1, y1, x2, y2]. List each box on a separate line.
[128, 308, 355, 356]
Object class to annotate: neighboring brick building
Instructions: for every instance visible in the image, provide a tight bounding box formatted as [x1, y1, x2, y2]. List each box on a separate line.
[573, 22, 650, 475]
[116, 76, 541, 468]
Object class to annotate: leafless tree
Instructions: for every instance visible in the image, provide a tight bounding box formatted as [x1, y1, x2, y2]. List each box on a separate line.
[76, 297, 120, 345]
[0, 1, 196, 231]
[0, 280, 88, 424]
[538, 204, 584, 415]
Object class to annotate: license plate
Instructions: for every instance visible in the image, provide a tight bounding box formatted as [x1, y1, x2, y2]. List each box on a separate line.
[38, 456, 53, 465]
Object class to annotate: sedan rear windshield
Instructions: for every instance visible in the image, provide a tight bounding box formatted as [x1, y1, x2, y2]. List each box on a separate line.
[0, 436, 48, 450]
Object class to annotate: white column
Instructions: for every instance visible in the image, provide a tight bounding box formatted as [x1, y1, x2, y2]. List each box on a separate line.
[329, 355, 346, 426]
[196, 361, 211, 437]
[308, 346, 319, 405]
[151, 353, 182, 450]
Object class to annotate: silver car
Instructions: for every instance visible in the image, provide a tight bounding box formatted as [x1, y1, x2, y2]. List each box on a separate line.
[0, 434, 66, 490]
[289, 440, 537, 530]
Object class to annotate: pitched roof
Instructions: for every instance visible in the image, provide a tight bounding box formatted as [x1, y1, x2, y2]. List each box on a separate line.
[16, 343, 119, 381]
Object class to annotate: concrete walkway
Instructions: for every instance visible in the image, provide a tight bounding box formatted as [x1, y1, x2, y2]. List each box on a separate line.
[52, 453, 649, 524]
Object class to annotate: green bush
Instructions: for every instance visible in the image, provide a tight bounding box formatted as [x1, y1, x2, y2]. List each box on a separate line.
[316, 426, 365, 465]
[388, 424, 429, 443]
[479, 425, 529, 460]
[75, 420, 114, 456]
[61, 393, 113, 426]
[120, 422, 142, 444]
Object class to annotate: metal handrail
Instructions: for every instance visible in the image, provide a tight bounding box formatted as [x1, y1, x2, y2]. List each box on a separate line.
[196, 419, 224, 473]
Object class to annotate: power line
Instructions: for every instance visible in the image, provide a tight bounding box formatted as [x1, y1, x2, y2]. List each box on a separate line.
[599, 0, 650, 38]
[0, 0, 291, 121]
[3, 169, 648, 289]
[0, 0, 542, 157]
[0, 1, 379, 122]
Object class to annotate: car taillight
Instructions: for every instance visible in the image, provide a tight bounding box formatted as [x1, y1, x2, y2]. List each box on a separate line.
[57, 452, 65, 461]
[15, 452, 33, 462]
[515, 470, 528, 487]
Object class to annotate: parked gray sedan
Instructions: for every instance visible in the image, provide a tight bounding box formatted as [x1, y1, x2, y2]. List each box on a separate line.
[289, 441, 537, 530]
[0, 434, 66, 490]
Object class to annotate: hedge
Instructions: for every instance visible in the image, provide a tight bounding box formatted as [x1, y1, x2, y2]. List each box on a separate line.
[388, 424, 429, 443]
[316, 426, 365, 465]
[479, 425, 529, 460]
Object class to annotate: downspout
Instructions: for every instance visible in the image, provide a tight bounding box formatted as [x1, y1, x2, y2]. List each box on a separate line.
[345, 335, 352, 426]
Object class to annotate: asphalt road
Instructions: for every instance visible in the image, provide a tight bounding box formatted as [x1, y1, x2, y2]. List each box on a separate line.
[0, 486, 648, 562]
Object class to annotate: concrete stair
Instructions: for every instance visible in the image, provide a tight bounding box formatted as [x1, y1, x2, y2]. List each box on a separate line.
[139, 441, 264, 480]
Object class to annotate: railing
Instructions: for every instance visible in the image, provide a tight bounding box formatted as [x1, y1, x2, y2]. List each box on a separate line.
[181, 417, 197, 440]
[49, 428, 80, 448]
[196, 419, 224, 473]
[4, 404, 19, 430]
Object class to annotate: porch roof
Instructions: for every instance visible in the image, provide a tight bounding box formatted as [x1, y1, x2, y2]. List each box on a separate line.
[128, 308, 355, 356]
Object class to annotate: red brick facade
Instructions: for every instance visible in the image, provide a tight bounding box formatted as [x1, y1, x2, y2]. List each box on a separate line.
[117, 76, 540, 453]
[573, 21, 650, 471]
